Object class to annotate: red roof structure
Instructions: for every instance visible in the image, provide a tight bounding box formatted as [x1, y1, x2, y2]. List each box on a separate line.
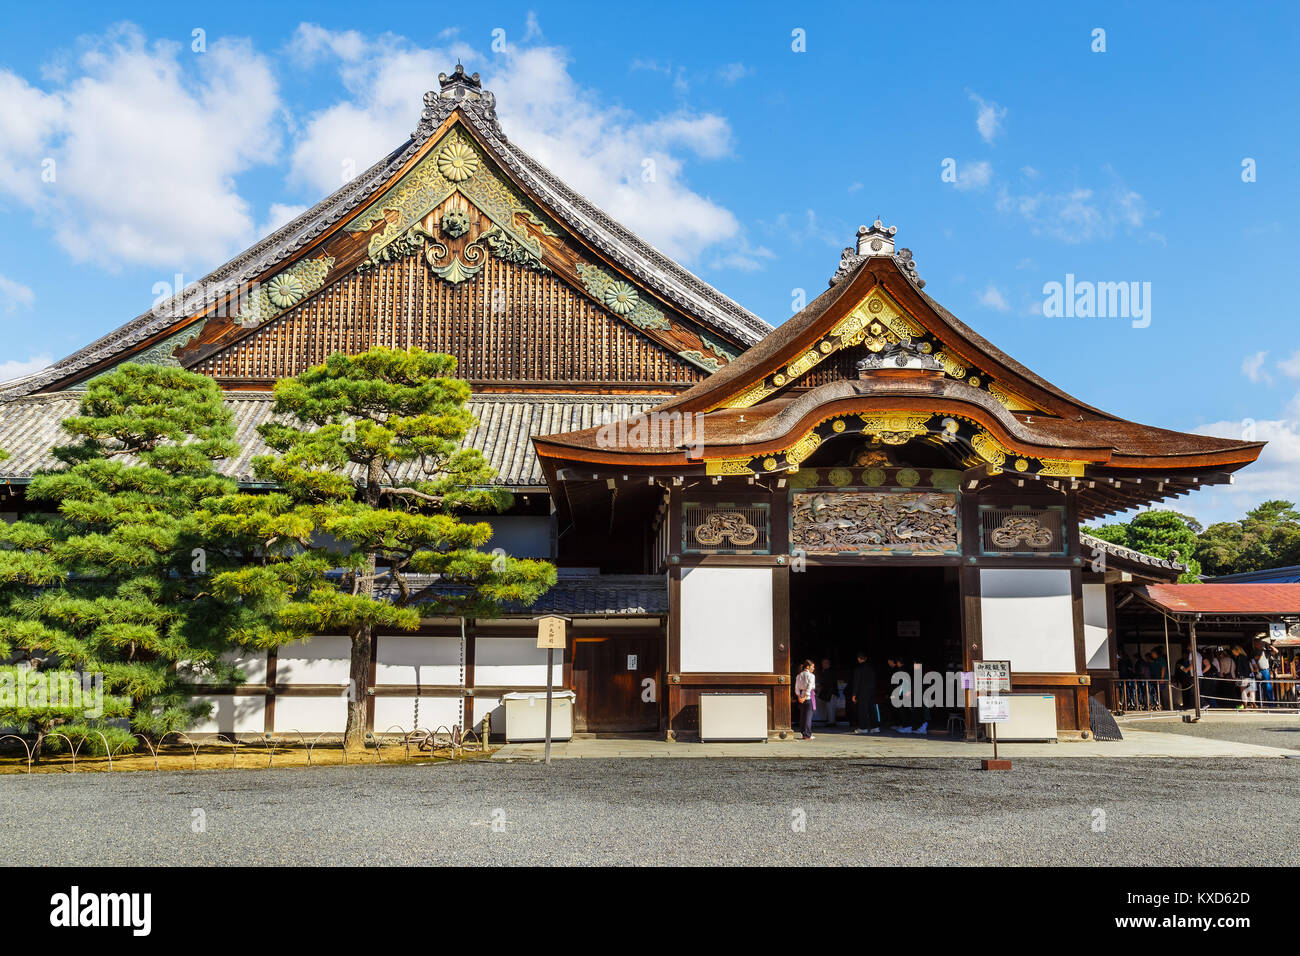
[1136, 583, 1300, 618]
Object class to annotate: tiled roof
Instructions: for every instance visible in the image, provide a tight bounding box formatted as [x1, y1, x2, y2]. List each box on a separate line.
[0, 393, 667, 489]
[1079, 532, 1185, 573]
[381, 572, 668, 616]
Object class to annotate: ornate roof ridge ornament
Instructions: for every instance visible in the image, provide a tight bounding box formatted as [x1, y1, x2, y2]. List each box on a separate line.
[829, 218, 925, 289]
[414, 63, 505, 142]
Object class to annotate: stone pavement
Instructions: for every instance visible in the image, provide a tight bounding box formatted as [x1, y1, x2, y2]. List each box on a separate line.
[493, 725, 1295, 760]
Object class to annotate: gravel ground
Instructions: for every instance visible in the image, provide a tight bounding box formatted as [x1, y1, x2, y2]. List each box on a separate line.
[3, 757, 1296, 866]
[1120, 714, 1300, 751]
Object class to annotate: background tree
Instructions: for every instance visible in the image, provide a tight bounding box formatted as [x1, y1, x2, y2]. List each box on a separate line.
[0, 364, 258, 752]
[201, 347, 556, 749]
[1195, 499, 1300, 576]
[1083, 509, 1203, 582]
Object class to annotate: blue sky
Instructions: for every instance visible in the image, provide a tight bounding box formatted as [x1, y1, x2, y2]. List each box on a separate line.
[1, 1, 1297, 524]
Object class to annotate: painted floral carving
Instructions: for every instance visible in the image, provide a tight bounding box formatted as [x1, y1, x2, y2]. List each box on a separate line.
[603, 281, 639, 314]
[693, 511, 759, 547]
[437, 142, 479, 181]
[990, 514, 1054, 549]
[265, 274, 307, 309]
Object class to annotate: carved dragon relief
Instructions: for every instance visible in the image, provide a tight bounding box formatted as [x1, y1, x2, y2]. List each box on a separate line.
[790, 490, 959, 555]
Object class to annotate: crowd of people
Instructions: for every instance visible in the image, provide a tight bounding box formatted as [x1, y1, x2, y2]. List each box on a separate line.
[793, 654, 933, 739]
[1118, 640, 1296, 710]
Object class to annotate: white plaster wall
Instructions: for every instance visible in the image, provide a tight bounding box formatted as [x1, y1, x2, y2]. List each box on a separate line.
[980, 568, 1077, 673]
[470, 696, 503, 734]
[474, 637, 561, 686]
[375, 635, 463, 685]
[680, 567, 774, 673]
[273, 696, 348, 733]
[374, 695, 462, 733]
[275, 636, 352, 685]
[187, 695, 265, 734]
[1082, 582, 1111, 670]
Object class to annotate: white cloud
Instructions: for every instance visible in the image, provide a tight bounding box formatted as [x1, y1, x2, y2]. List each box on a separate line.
[0, 25, 283, 270]
[968, 92, 1006, 144]
[290, 29, 743, 264]
[995, 177, 1149, 243]
[977, 283, 1009, 312]
[954, 159, 993, 191]
[1188, 418, 1300, 524]
[259, 202, 309, 237]
[1276, 348, 1300, 380]
[717, 62, 752, 85]
[0, 275, 35, 312]
[0, 353, 53, 383]
[1243, 350, 1272, 384]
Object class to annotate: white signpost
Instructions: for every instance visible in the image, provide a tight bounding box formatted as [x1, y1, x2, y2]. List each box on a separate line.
[534, 615, 569, 766]
[974, 660, 1011, 770]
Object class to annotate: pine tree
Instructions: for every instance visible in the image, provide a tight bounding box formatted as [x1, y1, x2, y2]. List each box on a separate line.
[0, 364, 259, 752]
[201, 347, 556, 749]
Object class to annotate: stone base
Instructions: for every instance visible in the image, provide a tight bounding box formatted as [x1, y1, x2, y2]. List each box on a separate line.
[981, 758, 1013, 771]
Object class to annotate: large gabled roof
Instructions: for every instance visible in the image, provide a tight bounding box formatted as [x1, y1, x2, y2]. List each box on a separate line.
[0, 66, 769, 401]
[533, 228, 1264, 518]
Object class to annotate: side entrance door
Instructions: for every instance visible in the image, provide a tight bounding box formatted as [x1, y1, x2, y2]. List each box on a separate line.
[571, 634, 662, 733]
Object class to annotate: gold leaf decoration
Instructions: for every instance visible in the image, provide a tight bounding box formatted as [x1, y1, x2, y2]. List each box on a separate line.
[437, 142, 479, 182]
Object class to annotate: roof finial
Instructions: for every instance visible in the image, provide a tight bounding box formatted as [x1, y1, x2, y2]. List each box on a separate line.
[856, 219, 897, 256]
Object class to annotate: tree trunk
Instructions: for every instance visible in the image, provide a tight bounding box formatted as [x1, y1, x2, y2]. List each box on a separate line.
[343, 456, 385, 751]
[344, 625, 371, 751]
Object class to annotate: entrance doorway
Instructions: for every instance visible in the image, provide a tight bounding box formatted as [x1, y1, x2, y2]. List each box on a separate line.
[570, 633, 662, 733]
[789, 566, 963, 732]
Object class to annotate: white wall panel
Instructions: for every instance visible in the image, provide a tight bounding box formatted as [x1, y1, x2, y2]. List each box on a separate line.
[680, 567, 774, 673]
[275, 636, 352, 685]
[471, 696, 502, 734]
[980, 569, 1077, 673]
[1082, 583, 1111, 670]
[375, 635, 463, 685]
[187, 695, 265, 734]
[273, 696, 348, 733]
[474, 637, 561, 686]
[374, 695, 462, 733]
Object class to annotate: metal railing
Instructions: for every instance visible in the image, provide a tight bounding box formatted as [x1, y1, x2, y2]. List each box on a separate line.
[1114, 679, 1170, 714]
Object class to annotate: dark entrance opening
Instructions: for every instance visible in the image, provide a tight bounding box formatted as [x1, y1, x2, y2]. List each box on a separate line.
[789, 566, 963, 733]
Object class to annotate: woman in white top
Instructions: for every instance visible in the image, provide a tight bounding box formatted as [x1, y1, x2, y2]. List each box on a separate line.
[795, 660, 817, 740]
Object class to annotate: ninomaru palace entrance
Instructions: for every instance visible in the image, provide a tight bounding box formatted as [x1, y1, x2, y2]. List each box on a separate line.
[534, 223, 1263, 741]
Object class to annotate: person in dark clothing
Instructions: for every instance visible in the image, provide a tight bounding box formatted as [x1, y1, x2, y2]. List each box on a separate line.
[816, 657, 838, 726]
[902, 656, 931, 735]
[850, 651, 878, 734]
[1173, 656, 1194, 709]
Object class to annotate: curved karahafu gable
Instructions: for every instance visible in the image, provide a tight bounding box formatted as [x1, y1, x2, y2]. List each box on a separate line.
[0, 66, 767, 400]
[533, 223, 1264, 520]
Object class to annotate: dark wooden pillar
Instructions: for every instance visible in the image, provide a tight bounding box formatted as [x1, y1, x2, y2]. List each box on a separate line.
[959, 564, 982, 741]
[773, 562, 791, 734]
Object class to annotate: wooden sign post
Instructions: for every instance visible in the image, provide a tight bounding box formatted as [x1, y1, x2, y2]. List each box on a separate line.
[974, 660, 1012, 771]
[534, 615, 569, 766]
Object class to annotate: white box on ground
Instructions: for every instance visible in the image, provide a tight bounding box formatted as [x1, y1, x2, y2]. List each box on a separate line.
[699, 692, 767, 742]
[994, 694, 1058, 741]
[502, 690, 575, 743]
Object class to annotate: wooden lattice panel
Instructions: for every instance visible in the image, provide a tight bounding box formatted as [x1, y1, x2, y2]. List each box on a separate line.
[978, 506, 1066, 555]
[192, 255, 705, 388]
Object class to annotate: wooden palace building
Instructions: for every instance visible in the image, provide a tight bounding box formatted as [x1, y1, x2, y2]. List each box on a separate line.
[0, 67, 1264, 740]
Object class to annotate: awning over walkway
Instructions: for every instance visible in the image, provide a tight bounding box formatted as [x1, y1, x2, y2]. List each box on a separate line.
[1135, 583, 1300, 622]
